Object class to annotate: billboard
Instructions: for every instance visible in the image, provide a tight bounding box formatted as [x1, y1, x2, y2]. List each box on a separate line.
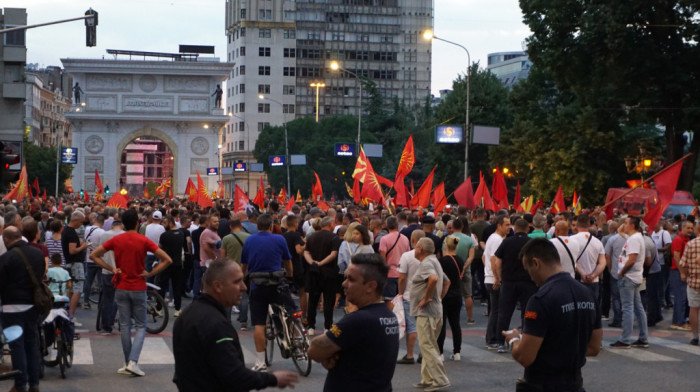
[61, 147, 78, 164]
[290, 154, 307, 166]
[207, 167, 218, 176]
[334, 143, 355, 157]
[234, 162, 246, 172]
[435, 125, 463, 144]
[472, 125, 500, 145]
[269, 155, 285, 167]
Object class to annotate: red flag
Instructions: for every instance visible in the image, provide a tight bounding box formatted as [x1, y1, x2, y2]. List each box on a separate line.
[42, 188, 46, 202]
[156, 177, 171, 196]
[285, 196, 296, 211]
[185, 178, 197, 202]
[473, 172, 493, 209]
[143, 186, 151, 199]
[353, 148, 370, 182]
[32, 177, 40, 195]
[513, 181, 522, 212]
[312, 171, 323, 202]
[410, 180, 415, 196]
[234, 184, 250, 212]
[217, 181, 224, 200]
[95, 170, 104, 194]
[58, 199, 63, 211]
[278, 187, 287, 204]
[106, 193, 128, 209]
[196, 171, 214, 208]
[361, 166, 385, 204]
[654, 158, 686, 207]
[296, 190, 302, 203]
[6, 166, 32, 201]
[410, 166, 436, 209]
[491, 167, 508, 202]
[253, 177, 265, 210]
[643, 200, 665, 234]
[395, 135, 415, 180]
[65, 184, 74, 194]
[317, 200, 331, 211]
[28, 185, 33, 199]
[431, 182, 448, 213]
[353, 175, 362, 204]
[394, 175, 408, 206]
[454, 177, 476, 209]
[84, 190, 90, 202]
[552, 186, 566, 213]
[498, 196, 510, 211]
[530, 199, 543, 215]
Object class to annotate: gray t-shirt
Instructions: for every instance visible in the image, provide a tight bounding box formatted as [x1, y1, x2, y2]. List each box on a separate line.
[604, 233, 627, 278]
[409, 254, 445, 319]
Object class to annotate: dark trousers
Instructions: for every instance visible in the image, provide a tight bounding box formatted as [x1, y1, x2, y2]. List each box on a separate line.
[485, 283, 500, 345]
[157, 264, 184, 310]
[661, 262, 672, 306]
[601, 269, 611, 317]
[496, 280, 538, 344]
[307, 274, 336, 330]
[646, 272, 663, 323]
[2, 308, 40, 390]
[437, 295, 463, 354]
[193, 264, 207, 297]
[183, 254, 194, 293]
[100, 273, 118, 332]
[472, 259, 486, 300]
[83, 263, 101, 303]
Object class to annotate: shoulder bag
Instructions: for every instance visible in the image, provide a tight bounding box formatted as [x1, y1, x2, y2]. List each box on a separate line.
[14, 247, 53, 319]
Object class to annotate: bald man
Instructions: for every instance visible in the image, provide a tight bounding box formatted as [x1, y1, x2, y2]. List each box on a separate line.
[550, 221, 581, 279]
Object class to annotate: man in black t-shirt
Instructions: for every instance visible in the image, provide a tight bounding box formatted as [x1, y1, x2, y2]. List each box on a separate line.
[62, 211, 90, 320]
[308, 253, 399, 392]
[283, 215, 307, 318]
[503, 239, 602, 392]
[304, 217, 342, 335]
[159, 216, 187, 316]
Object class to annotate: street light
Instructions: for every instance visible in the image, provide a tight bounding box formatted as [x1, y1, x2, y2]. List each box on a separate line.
[258, 95, 291, 193]
[230, 111, 252, 193]
[329, 60, 362, 153]
[309, 82, 326, 123]
[423, 30, 471, 181]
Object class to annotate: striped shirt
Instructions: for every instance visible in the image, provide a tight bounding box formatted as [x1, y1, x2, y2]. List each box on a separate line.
[46, 237, 66, 266]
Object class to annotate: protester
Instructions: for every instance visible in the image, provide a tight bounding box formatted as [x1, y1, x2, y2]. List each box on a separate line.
[437, 235, 465, 361]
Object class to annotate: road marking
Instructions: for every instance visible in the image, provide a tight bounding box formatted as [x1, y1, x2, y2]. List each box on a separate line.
[648, 337, 700, 356]
[605, 342, 679, 361]
[138, 337, 174, 364]
[73, 338, 93, 365]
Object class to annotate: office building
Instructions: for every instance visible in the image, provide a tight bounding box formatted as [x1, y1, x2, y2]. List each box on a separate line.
[0, 8, 27, 143]
[487, 51, 531, 88]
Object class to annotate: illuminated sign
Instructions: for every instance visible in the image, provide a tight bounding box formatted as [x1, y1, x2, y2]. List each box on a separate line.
[61, 147, 78, 164]
[269, 155, 285, 167]
[234, 162, 246, 172]
[207, 167, 219, 176]
[435, 125, 464, 144]
[334, 143, 355, 157]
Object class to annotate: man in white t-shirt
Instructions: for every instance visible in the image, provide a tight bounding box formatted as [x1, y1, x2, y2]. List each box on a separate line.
[550, 221, 581, 279]
[570, 213, 606, 303]
[82, 213, 105, 309]
[610, 216, 649, 348]
[483, 215, 510, 349]
[396, 230, 425, 364]
[144, 211, 166, 275]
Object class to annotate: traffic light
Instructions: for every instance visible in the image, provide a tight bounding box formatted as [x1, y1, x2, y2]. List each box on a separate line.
[0, 142, 20, 190]
[85, 8, 98, 47]
[104, 185, 110, 195]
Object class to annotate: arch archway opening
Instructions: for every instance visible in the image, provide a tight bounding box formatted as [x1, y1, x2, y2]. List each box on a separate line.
[120, 136, 174, 196]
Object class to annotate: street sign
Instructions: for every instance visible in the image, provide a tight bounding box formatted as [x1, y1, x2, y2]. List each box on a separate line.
[290, 154, 306, 166]
[334, 143, 355, 157]
[250, 163, 264, 172]
[234, 162, 246, 172]
[363, 143, 383, 158]
[61, 147, 78, 164]
[435, 125, 463, 144]
[207, 167, 218, 176]
[269, 155, 285, 167]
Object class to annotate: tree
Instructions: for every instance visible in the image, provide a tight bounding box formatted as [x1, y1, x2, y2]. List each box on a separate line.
[24, 142, 73, 197]
[520, 0, 700, 190]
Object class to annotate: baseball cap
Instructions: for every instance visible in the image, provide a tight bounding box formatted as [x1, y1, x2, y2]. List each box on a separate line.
[152, 211, 163, 220]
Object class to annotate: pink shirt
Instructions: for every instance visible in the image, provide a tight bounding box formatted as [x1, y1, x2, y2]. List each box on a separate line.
[379, 231, 410, 278]
[199, 228, 221, 267]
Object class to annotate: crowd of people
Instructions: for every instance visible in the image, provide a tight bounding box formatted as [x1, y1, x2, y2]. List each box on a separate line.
[1, 193, 699, 391]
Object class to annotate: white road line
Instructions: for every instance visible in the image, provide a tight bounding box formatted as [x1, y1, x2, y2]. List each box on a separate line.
[73, 338, 93, 365]
[605, 342, 679, 361]
[138, 337, 174, 364]
[648, 337, 700, 356]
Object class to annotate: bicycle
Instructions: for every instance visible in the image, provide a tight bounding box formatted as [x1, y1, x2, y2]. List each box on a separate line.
[263, 280, 312, 376]
[96, 281, 169, 335]
[0, 325, 23, 381]
[40, 280, 74, 379]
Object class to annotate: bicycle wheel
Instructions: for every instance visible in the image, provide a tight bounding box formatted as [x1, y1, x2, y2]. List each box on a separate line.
[65, 330, 73, 369]
[145, 290, 169, 334]
[56, 334, 66, 379]
[291, 322, 312, 376]
[88, 277, 101, 304]
[264, 313, 275, 366]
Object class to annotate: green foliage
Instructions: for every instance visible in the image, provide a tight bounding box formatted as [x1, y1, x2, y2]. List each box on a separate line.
[24, 142, 73, 197]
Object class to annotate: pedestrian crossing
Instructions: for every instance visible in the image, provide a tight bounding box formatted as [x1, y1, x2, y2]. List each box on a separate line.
[61, 335, 700, 367]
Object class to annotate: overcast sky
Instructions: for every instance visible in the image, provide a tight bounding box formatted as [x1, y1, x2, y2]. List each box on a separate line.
[5, 0, 530, 95]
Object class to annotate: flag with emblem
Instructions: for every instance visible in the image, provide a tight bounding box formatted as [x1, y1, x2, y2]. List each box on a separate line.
[278, 187, 287, 204]
[352, 147, 370, 182]
[395, 135, 415, 180]
[234, 185, 249, 212]
[4, 165, 29, 201]
[185, 178, 198, 202]
[360, 164, 385, 204]
[196, 171, 213, 208]
[143, 186, 151, 199]
[296, 190, 302, 203]
[345, 182, 354, 199]
[94, 169, 105, 195]
[572, 191, 582, 215]
[106, 193, 128, 209]
[521, 195, 533, 214]
[156, 177, 171, 196]
[285, 195, 296, 211]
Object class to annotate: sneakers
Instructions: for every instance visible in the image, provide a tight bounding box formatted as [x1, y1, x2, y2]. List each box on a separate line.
[251, 363, 268, 372]
[450, 353, 461, 361]
[117, 364, 130, 375]
[307, 328, 315, 336]
[631, 339, 649, 348]
[497, 345, 507, 354]
[397, 355, 415, 364]
[82, 302, 91, 310]
[126, 360, 145, 376]
[232, 306, 240, 314]
[240, 323, 248, 331]
[467, 319, 475, 325]
[690, 338, 699, 346]
[173, 310, 182, 318]
[671, 323, 691, 331]
[72, 318, 83, 328]
[610, 340, 631, 349]
[425, 383, 451, 391]
[486, 343, 499, 350]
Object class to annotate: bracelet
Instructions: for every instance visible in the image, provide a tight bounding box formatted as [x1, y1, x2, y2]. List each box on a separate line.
[508, 337, 520, 346]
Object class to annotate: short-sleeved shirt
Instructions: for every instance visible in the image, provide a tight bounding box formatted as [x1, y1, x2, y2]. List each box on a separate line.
[570, 232, 605, 282]
[283, 230, 305, 277]
[528, 229, 550, 239]
[102, 231, 159, 291]
[222, 231, 250, 264]
[494, 232, 532, 282]
[159, 229, 186, 265]
[644, 235, 661, 274]
[61, 226, 84, 264]
[618, 232, 645, 283]
[199, 228, 221, 266]
[324, 303, 399, 392]
[305, 230, 342, 277]
[604, 234, 627, 277]
[409, 254, 445, 318]
[651, 229, 672, 266]
[551, 236, 581, 279]
[671, 234, 691, 270]
[451, 232, 474, 269]
[145, 223, 166, 256]
[46, 266, 71, 295]
[241, 231, 292, 274]
[522, 272, 601, 384]
[397, 249, 420, 296]
[483, 233, 504, 284]
[46, 237, 65, 266]
[679, 237, 700, 291]
[379, 231, 410, 278]
[470, 220, 489, 262]
[84, 226, 105, 263]
[438, 254, 464, 300]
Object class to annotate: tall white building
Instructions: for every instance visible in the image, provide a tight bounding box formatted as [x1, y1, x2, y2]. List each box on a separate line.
[223, 0, 433, 194]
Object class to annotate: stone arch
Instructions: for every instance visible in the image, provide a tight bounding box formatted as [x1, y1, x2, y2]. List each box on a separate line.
[117, 126, 178, 193]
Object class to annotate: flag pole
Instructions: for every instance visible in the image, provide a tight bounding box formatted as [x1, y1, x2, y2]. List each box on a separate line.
[601, 153, 692, 210]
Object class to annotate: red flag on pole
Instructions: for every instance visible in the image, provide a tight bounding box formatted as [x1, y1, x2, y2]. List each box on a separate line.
[643, 200, 665, 234]
[317, 200, 331, 211]
[360, 166, 385, 204]
[394, 175, 407, 206]
[395, 135, 415, 180]
[143, 186, 151, 199]
[32, 177, 40, 196]
[513, 181, 522, 212]
[531, 199, 543, 215]
[106, 193, 128, 209]
[285, 195, 296, 211]
[353, 175, 362, 204]
[185, 178, 197, 202]
[4, 165, 30, 202]
[312, 171, 323, 202]
[95, 170, 104, 194]
[42, 188, 47, 202]
[454, 177, 476, 209]
[654, 159, 685, 207]
[253, 177, 265, 210]
[196, 171, 214, 208]
[491, 167, 508, 202]
[431, 182, 448, 213]
[410, 166, 436, 209]
[234, 184, 250, 212]
[552, 186, 566, 213]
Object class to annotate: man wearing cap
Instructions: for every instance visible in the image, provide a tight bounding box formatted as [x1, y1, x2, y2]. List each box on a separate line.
[421, 215, 443, 257]
[145, 210, 166, 277]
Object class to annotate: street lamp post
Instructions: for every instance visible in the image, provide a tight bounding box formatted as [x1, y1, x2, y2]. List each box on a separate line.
[309, 82, 326, 123]
[329, 61, 362, 152]
[229, 112, 252, 193]
[258, 95, 291, 193]
[423, 31, 471, 181]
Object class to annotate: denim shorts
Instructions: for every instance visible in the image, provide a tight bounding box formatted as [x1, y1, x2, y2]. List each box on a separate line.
[69, 263, 85, 292]
[383, 277, 398, 301]
[403, 298, 417, 334]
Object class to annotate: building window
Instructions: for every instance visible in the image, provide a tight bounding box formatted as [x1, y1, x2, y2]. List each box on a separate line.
[258, 66, 271, 75]
[283, 85, 295, 95]
[258, 103, 271, 113]
[258, 84, 271, 94]
[240, 9, 246, 19]
[283, 29, 296, 39]
[4, 28, 25, 46]
[380, 35, 393, 43]
[283, 67, 296, 76]
[240, 65, 245, 75]
[239, 83, 245, 93]
[239, 121, 245, 132]
[359, 34, 369, 42]
[300, 67, 321, 77]
[259, 47, 271, 57]
[258, 122, 270, 132]
[405, 51, 416, 62]
[300, 49, 321, 59]
[238, 141, 245, 151]
[307, 31, 321, 40]
[240, 27, 246, 37]
[405, 33, 416, 44]
[239, 102, 245, 112]
[259, 28, 271, 38]
[332, 33, 345, 41]
[283, 48, 296, 58]
[240, 46, 246, 56]
[259, 9, 272, 20]
[283, 104, 295, 114]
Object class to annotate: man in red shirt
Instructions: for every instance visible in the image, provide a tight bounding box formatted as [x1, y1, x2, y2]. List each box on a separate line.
[91, 209, 172, 376]
[670, 221, 693, 330]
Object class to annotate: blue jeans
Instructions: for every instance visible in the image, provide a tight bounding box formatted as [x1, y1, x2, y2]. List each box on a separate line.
[609, 276, 622, 324]
[193, 265, 207, 297]
[618, 277, 648, 344]
[1, 308, 40, 390]
[83, 263, 101, 303]
[100, 274, 118, 332]
[403, 297, 417, 334]
[237, 291, 249, 323]
[670, 269, 688, 325]
[115, 289, 147, 364]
